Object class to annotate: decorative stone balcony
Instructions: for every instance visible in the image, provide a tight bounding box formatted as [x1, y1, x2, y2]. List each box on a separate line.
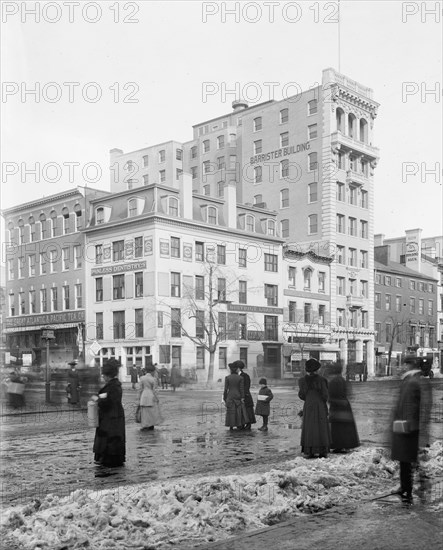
[346, 295, 365, 310]
[331, 131, 380, 161]
[346, 169, 368, 187]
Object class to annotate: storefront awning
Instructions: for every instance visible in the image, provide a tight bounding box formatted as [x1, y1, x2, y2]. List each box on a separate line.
[3, 323, 80, 333]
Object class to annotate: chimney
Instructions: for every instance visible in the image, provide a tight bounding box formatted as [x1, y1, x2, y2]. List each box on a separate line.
[179, 172, 193, 220]
[232, 99, 248, 112]
[223, 182, 237, 229]
[374, 245, 389, 266]
[374, 233, 385, 247]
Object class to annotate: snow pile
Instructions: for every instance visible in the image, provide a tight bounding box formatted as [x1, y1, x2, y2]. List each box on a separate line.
[1, 442, 442, 549]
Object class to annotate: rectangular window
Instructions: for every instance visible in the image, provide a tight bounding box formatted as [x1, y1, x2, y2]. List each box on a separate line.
[336, 183, 345, 201]
[360, 220, 368, 239]
[96, 313, 104, 339]
[134, 236, 143, 258]
[264, 315, 278, 340]
[171, 308, 181, 337]
[51, 287, 58, 311]
[75, 284, 82, 308]
[304, 303, 312, 324]
[239, 281, 247, 304]
[239, 248, 247, 268]
[239, 347, 248, 367]
[218, 312, 226, 341]
[308, 100, 317, 115]
[159, 345, 170, 363]
[172, 346, 182, 367]
[217, 278, 226, 301]
[289, 301, 296, 322]
[157, 311, 164, 328]
[337, 277, 345, 296]
[308, 182, 318, 203]
[74, 245, 82, 268]
[308, 124, 317, 139]
[375, 292, 381, 309]
[337, 214, 345, 233]
[29, 255, 36, 276]
[265, 284, 278, 306]
[361, 190, 368, 208]
[348, 248, 357, 267]
[196, 347, 205, 369]
[280, 132, 289, 147]
[191, 166, 198, 179]
[95, 245, 103, 264]
[418, 299, 424, 315]
[196, 310, 205, 338]
[348, 217, 357, 236]
[253, 140, 262, 154]
[337, 308, 345, 327]
[386, 323, 392, 343]
[135, 309, 143, 338]
[113, 274, 125, 299]
[217, 136, 224, 149]
[360, 250, 368, 268]
[396, 295, 402, 312]
[361, 310, 368, 329]
[113, 240, 124, 262]
[171, 237, 180, 258]
[318, 304, 325, 325]
[96, 278, 103, 302]
[264, 253, 278, 272]
[176, 148, 183, 160]
[49, 251, 56, 273]
[385, 294, 391, 311]
[159, 170, 166, 182]
[280, 108, 289, 123]
[40, 289, 47, 313]
[375, 323, 381, 343]
[428, 300, 434, 315]
[349, 278, 356, 296]
[63, 285, 70, 310]
[217, 245, 226, 265]
[281, 159, 289, 178]
[135, 272, 143, 297]
[349, 186, 357, 205]
[384, 275, 391, 286]
[288, 266, 296, 287]
[336, 245, 345, 264]
[195, 241, 204, 262]
[62, 247, 70, 270]
[361, 280, 368, 298]
[219, 347, 227, 369]
[253, 117, 262, 131]
[308, 214, 318, 234]
[195, 276, 205, 300]
[113, 311, 125, 339]
[318, 272, 326, 292]
[159, 149, 165, 162]
[40, 253, 46, 275]
[410, 297, 416, 313]
[171, 272, 181, 297]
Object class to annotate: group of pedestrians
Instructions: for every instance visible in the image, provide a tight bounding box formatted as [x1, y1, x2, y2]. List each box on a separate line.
[130, 364, 181, 391]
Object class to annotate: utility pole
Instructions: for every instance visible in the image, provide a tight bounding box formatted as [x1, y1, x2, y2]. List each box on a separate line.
[41, 327, 55, 403]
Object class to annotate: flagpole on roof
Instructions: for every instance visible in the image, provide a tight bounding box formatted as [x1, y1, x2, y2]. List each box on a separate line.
[338, 0, 341, 73]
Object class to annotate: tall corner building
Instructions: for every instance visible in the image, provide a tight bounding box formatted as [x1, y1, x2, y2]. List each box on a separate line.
[185, 68, 380, 375]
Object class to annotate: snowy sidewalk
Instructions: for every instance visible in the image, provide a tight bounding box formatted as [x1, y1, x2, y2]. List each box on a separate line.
[197, 497, 443, 550]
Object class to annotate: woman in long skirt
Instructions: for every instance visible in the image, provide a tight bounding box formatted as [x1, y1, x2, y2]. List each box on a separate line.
[298, 358, 331, 458]
[328, 363, 360, 452]
[223, 362, 248, 430]
[139, 364, 163, 430]
[238, 362, 256, 430]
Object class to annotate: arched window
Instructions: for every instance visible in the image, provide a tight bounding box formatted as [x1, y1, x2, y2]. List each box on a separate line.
[207, 206, 218, 225]
[74, 203, 82, 231]
[39, 213, 47, 239]
[50, 210, 57, 237]
[281, 219, 289, 238]
[336, 107, 345, 132]
[28, 216, 36, 242]
[96, 207, 104, 225]
[348, 113, 356, 139]
[303, 268, 312, 290]
[8, 221, 15, 243]
[266, 219, 276, 236]
[128, 198, 138, 217]
[18, 219, 25, 244]
[280, 188, 289, 208]
[246, 215, 255, 232]
[62, 207, 70, 234]
[168, 197, 179, 216]
[359, 118, 368, 143]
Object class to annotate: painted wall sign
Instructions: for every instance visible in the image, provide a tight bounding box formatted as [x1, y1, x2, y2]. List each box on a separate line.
[91, 261, 147, 276]
[228, 303, 283, 315]
[6, 310, 85, 328]
[250, 142, 310, 165]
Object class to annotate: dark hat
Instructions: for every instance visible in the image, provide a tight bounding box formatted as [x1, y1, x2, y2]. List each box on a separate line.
[259, 378, 267, 385]
[68, 361, 77, 367]
[305, 358, 321, 373]
[145, 364, 156, 373]
[228, 360, 245, 371]
[102, 358, 121, 378]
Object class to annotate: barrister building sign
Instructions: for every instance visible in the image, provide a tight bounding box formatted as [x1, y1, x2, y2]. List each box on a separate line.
[228, 304, 284, 315]
[6, 310, 85, 328]
[250, 142, 310, 165]
[91, 261, 147, 276]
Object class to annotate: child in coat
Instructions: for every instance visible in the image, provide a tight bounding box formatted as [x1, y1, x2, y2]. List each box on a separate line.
[255, 378, 273, 431]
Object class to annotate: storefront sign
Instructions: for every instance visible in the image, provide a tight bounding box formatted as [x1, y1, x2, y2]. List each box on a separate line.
[6, 310, 85, 328]
[228, 304, 283, 314]
[250, 142, 310, 165]
[91, 261, 147, 276]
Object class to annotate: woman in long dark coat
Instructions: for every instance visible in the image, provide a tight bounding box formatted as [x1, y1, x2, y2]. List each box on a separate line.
[93, 359, 126, 467]
[223, 362, 248, 430]
[67, 362, 81, 405]
[391, 365, 432, 504]
[328, 363, 360, 452]
[298, 358, 330, 458]
[238, 361, 256, 429]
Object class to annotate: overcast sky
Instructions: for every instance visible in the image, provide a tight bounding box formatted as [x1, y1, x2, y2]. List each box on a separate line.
[1, 0, 442, 241]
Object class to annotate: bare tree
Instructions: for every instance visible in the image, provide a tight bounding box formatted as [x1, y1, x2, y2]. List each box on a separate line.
[386, 315, 411, 368]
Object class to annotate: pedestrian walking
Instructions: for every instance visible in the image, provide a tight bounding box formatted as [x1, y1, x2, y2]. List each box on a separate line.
[130, 365, 138, 390]
[255, 378, 273, 431]
[328, 362, 360, 452]
[238, 361, 256, 430]
[159, 366, 169, 389]
[138, 364, 164, 430]
[223, 362, 248, 430]
[6, 369, 26, 408]
[391, 360, 432, 505]
[170, 364, 181, 392]
[67, 362, 81, 405]
[298, 358, 330, 459]
[92, 359, 126, 467]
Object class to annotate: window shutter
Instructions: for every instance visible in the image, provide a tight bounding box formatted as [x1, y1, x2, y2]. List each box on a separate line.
[103, 278, 111, 301]
[157, 272, 169, 296]
[144, 272, 155, 296]
[126, 273, 134, 299]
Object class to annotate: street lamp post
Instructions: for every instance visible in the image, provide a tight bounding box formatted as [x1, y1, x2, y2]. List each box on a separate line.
[41, 327, 55, 403]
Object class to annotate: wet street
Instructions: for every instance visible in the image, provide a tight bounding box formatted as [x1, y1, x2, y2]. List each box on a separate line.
[1, 380, 443, 507]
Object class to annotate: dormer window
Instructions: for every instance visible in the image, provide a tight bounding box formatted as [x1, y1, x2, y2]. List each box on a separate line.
[96, 207, 105, 224]
[168, 196, 179, 217]
[246, 215, 255, 232]
[128, 198, 138, 217]
[201, 205, 218, 224]
[266, 219, 276, 236]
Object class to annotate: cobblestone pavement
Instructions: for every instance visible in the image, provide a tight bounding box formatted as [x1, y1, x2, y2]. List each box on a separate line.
[1, 381, 442, 507]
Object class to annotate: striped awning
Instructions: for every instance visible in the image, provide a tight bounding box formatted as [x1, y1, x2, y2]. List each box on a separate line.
[3, 323, 80, 333]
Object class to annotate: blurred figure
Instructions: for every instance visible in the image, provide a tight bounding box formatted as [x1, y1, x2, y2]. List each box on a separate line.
[170, 364, 181, 392]
[298, 358, 330, 459]
[391, 359, 432, 505]
[159, 366, 169, 389]
[237, 361, 256, 430]
[93, 359, 126, 467]
[7, 369, 26, 408]
[67, 361, 81, 405]
[130, 365, 139, 390]
[223, 362, 248, 430]
[328, 362, 360, 453]
[255, 377, 273, 431]
[138, 364, 163, 430]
